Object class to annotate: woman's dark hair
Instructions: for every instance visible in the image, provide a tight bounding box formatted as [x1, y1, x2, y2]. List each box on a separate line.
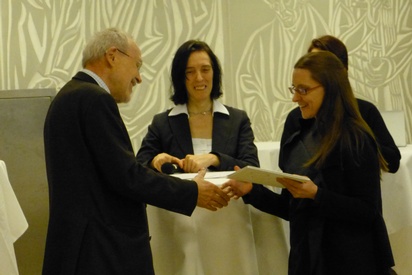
[295, 51, 387, 172]
[307, 35, 349, 70]
[170, 40, 223, 105]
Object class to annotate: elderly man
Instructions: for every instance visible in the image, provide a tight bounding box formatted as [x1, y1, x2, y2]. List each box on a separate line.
[42, 27, 230, 275]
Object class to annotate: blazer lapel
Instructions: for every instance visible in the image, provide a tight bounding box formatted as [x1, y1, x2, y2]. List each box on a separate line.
[212, 113, 230, 152]
[169, 115, 194, 154]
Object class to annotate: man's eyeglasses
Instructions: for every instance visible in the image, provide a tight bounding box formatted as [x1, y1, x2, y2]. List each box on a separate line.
[116, 48, 143, 72]
[116, 48, 130, 58]
[288, 85, 322, 95]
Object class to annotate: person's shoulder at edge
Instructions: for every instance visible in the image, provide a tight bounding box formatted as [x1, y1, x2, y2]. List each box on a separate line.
[356, 98, 401, 173]
[356, 98, 379, 116]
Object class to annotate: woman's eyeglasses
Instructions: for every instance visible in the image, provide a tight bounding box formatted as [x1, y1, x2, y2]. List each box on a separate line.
[288, 85, 322, 95]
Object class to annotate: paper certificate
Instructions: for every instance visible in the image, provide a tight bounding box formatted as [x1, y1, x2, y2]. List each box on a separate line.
[227, 166, 310, 188]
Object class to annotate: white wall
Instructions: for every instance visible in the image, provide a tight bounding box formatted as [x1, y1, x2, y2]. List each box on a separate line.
[1, 0, 411, 146]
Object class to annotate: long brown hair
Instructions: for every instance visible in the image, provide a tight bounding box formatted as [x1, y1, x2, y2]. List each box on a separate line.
[295, 51, 388, 172]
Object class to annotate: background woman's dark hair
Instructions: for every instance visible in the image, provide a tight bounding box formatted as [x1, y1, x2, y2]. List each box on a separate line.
[295, 51, 387, 172]
[307, 35, 349, 70]
[170, 40, 223, 105]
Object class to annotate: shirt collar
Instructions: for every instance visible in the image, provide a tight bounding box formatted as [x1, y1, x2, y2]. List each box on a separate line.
[81, 69, 111, 94]
[168, 100, 229, 117]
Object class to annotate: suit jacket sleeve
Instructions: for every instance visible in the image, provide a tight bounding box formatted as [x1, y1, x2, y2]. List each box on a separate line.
[83, 93, 197, 214]
[242, 184, 290, 220]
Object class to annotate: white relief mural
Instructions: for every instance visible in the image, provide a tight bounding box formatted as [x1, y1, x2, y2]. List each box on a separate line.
[1, 0, 84, 89]
[234, 0, 330, 141]
[1, 0, 411, 146]
[1, 0, 225, 151]
[330, 0, 412, 137]
[232, 0, 412, 142]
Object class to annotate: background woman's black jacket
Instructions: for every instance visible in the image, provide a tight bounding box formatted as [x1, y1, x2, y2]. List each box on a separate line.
[136, 106, 259, 170]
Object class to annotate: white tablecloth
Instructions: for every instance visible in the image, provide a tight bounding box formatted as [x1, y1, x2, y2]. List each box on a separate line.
[147, 166, 289, 275]
[381, 145, 412, 233]
[381, 145, 412, 274]
[147, 142, 412, 274]
[0, 160, 28, 275]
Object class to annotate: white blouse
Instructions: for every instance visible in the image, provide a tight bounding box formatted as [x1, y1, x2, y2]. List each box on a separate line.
[192, 138, 212, 155]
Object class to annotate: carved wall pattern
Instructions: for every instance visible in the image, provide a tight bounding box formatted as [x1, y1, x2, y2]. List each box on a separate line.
[1, 0, 411, 146]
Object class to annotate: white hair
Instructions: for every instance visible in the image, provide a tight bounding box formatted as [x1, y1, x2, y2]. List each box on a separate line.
[82, 27, 133, 67]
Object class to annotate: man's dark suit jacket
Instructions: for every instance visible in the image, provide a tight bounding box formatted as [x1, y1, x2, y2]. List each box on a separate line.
[43, 72, 198, 275]
[136, 106, 259, 170]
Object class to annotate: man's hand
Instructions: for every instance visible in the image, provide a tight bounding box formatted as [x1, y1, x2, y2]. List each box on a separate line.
[193, 168, 230, 211]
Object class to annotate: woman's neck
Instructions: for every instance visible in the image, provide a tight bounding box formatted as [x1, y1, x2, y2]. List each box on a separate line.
[187, 100, 213, 116]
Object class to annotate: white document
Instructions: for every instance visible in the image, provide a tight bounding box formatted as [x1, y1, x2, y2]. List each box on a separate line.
[171, 171, 233, 186]
[227, 166, 310, 188]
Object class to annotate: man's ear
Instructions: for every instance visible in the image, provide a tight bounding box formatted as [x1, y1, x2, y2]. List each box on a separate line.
[105, 46, 117, 65]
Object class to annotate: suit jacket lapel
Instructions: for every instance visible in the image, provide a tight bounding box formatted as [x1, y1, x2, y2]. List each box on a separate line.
[212, 113, 230, 152]
[169, 115, 194, 154]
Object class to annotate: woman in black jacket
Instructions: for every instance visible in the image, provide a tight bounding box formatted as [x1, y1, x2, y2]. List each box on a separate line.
[136, 40, 259, 172]
[224, 51, 394, 275]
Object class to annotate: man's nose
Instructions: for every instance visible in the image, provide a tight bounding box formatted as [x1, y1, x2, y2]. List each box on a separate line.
[135, 72, 142, 84]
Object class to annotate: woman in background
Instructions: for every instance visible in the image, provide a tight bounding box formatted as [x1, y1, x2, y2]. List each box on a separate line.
[136, 40, 259, 172]
[136, 40, 261, 275]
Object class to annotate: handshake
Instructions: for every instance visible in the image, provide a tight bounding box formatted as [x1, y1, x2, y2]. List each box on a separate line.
[192, 166, 253, 212]
[154, 155, 254, 211]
